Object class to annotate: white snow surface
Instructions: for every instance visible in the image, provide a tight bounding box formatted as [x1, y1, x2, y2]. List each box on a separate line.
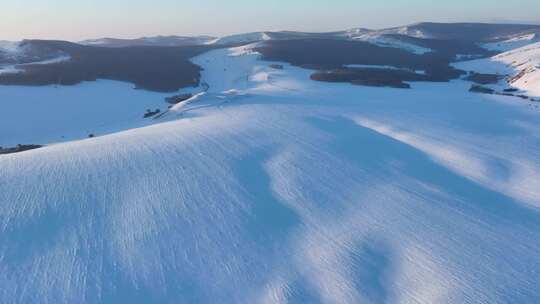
[347, 32, 431, 54]
[455, 41, 540, 97]
[348, 25, 429, 40]
[1, 44, 540, 304]
[482, 33, 540, 52]
[207, 32, 272, 45]
[80, 36, 216, 47]
[0, 80, 169, 146]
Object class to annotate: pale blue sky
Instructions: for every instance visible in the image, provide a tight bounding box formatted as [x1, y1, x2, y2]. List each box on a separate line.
[1, 0, 539, 41]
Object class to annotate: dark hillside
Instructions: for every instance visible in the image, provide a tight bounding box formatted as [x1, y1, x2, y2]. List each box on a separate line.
[0, 40, 216, 92]
[255, 39, 434, 70]
[256, 39, 464, 87]
[382, 34, 493, 57]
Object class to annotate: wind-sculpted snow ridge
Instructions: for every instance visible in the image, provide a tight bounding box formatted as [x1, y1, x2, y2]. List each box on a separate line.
[0, 80, 171, 147]
[0, 41, 20, 56]
[79, 35, 217, 47]
[0, 55, 71, 76]
[1, 43, 540, 304]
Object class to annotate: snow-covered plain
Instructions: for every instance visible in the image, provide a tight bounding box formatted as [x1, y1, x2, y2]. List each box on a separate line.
[0, 81, 170, 147]
[1, 44, 540, 304]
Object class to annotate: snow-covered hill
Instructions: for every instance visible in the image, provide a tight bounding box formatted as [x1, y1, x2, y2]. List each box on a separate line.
[0, 80, 171, 147]
[1, 42, 539, 304]
[345, 30, 432, 54]
[482, 33, 540, 52]
[456, 41, 540, 97]
[0, 41, 20, 54]
[206, 32, 272, 45]
[80, 35, 216, 47]
[0, 41, 24, 63]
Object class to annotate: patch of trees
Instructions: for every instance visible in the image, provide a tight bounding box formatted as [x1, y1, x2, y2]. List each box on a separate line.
[256, 39, 467, 87]
[144, 109, 161, 118]
[464, 72, 504, 85]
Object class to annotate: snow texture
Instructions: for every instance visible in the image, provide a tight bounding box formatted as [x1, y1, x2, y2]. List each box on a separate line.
[482, 34, 540, 52]
[1, 43, 540, 304]
[456, 41, 540, 97]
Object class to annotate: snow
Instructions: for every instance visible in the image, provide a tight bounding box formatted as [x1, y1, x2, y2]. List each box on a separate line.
[0, 40, 20, 53]
[0, 65, 20, 75]
[0, 55, 71, 79]
[14, 55, 71, 67]
[0, 80, 170, 146]
[347, 25, 429, 40]
[345, 64, 426, 74]
[80, 39, 107, 46]
[0, 41, 24, 62]
[482, 33, 540, 52]
[79, 36, 216, 47]
[1, 43, 540, 303]
[345, 25, 431, 55]
[206, 32, 271, 45]
[455, 41, 540, 97]
[348, 32, 432, 54]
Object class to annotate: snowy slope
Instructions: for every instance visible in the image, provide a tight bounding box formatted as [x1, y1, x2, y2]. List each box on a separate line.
[456, 41, 540, 97]
[482, 33, 540, 52]
[0, 41, 22, 62]
[80, 35, 216, 47]
[1, 43, 540, 304]
[207, 32, 272, 45]
[345, 30, 432, 54]
[0, 55, 71, 77]
[0, 41, 20, 53]
[0, 81, 171, 147]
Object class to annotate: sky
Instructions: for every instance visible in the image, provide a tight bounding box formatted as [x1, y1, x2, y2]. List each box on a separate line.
[1, 0, 540, 41]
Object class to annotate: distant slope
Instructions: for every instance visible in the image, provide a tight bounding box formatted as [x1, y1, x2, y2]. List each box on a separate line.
[0, 40, 69, 65]
[456, 41, 540, 97]
[206, 32, 273, 45]
[1, 42, 540, 304]
[482, 33, 540, 52]
[0, 40, 215, 92]
[0, 80, 171, 147]
[344, 23, 540, 55]
[393, 22, 540, 42]
[80, 35, 216, 47]
[3, 22, 540, 91]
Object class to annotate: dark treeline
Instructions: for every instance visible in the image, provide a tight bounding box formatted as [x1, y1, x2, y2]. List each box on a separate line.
[0, 40, 217, 92]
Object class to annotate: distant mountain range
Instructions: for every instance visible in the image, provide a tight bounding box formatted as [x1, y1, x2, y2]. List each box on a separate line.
[75, 22, 540, 47]
[2, 22, 540, 92]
